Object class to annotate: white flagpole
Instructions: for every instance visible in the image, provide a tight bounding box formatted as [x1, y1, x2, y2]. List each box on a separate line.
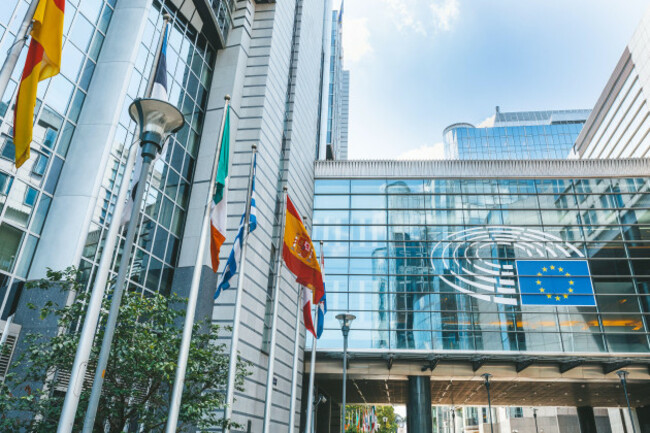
[223, 148, 263, 432]
[261, 187, 289, 433]
[287, 284, 303, 433]
[57, 16, 171, 433]
[164, 96, 232, 433]
[303, 239, 324, 433]
[0, 0, 39, 100]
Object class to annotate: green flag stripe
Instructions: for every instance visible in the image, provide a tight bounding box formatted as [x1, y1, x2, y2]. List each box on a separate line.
[213, 106, 230, 205]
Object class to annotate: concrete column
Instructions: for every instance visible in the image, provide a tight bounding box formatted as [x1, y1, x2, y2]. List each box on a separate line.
[29, 0, 153, 278]
[577, 406, 597, 433]
[407, 376, 432, 433]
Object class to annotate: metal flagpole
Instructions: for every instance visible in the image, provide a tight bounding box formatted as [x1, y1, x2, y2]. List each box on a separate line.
[287, 284, 303, 433]
[261, 187, 289, 433]
[223, 150, 262, 432]
[56, 15, 171, 433]
[303, 301, 319, 433]
[303, 239, 324, 433]
[56, 142, 137, 433]
[0, 0, 39, 100]
[164, 97, 232, 433]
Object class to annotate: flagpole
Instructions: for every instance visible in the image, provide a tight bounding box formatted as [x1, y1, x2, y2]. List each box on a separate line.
[261, 187, 289, 433]
[56, 15, 171, 433]
[0, 0, 39, 101]
[223, 149, 262, 432]
[82, 15, 175, 431]
[303, 239, 324, 433]
[56, 141, 138, 433]
[288, 284, 303, 433]
[164, 96, 231, 433]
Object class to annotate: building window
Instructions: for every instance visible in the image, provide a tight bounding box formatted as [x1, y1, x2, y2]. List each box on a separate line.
[0, 171, 12, 195]
[1, 138, 15, 161]
[24, 187, 38, 207]
[0, 223, 24, 272]
[32, 153, 49, 177]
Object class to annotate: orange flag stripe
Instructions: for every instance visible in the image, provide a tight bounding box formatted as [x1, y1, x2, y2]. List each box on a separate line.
[13, 0, 64, 168]
[282, 196, 324, 304]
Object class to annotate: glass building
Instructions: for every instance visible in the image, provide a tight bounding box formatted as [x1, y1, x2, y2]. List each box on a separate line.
[325, 8, 350, 161]
[313, 159, 650, 354]
[443, 107, 590, 160]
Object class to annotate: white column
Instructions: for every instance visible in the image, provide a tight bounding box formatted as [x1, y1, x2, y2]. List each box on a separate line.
[29, 0, 153, 278]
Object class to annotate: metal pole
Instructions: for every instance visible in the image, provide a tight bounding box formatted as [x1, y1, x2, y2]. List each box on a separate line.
[57, 142, 137, 433]
[223, 153, 262, 432]
[262, 187, 289, 433]
[60, 16, 171, 433]
[618, 370, 637, 433]
[482, 373, 494, 433]
[533, 408, 539, 433]
[341, 324, 349, 433]
[82, 139, 159, 433]
[0, 314, 14, 349]
[303, 298, 319, 433]
[0, 0, 39, 100]
[288, 285, 304, 433]
[164, 97, 232, 433]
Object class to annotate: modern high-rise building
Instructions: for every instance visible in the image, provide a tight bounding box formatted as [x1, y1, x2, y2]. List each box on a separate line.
[573, 7, 650, 159]
[324, 7, 349, 161]
[0, 0, 332, 431]
[443, 107, 590, 160]
[310, 159, 650, 433]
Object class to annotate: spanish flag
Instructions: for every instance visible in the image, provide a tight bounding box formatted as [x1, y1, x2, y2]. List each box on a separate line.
[13, 0, 64, 168]
[282, 196, 324, 304]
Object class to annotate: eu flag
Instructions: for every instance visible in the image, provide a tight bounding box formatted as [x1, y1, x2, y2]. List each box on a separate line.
[516, 260, 596, 306]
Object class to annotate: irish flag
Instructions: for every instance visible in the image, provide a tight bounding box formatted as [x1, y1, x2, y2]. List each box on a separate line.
[210, 105, 230, 272]
[14, 0, 64, 168]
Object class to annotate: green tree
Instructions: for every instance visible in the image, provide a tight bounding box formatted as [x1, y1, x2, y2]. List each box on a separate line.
[0, 268, 250, 432]
[345, 405, 398, 433]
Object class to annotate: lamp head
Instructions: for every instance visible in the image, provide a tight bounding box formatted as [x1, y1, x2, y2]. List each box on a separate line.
[129, 98, 185, 155]
[335, 313, 356, 330]
[616, 370, 629, 380]
[482, 373, 492, 384]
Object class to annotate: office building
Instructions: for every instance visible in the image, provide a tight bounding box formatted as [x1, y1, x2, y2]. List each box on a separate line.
[309, 159, 650, 432]
[573, 7, 650, 159]
[0, 0, 331, 431]
[443, 107, 590, 160]
[324, 8, 349, 160]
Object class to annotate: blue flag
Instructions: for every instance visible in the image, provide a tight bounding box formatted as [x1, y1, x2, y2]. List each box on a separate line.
[151, 21, 169, 100]
[317, 293, 327, 338]
[215, 154, 257, 300]
[516, 260, 596, 306]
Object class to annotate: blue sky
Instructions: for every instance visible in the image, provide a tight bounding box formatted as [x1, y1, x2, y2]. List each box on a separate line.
[337, 0, 650, 159]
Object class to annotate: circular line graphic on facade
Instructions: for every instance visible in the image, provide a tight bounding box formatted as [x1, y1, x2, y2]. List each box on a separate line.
[430, 226, 584, 305]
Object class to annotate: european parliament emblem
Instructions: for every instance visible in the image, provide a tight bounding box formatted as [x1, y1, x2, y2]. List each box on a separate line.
[515, 260, 596, 306]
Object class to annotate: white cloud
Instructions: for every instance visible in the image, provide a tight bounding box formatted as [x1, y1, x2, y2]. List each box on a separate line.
[342, 18, 373, 63]
[380, 0, 460, 35]
[476, 114, 495, 128]
[430, 0, 460, 31]
[397, 142, 445, 160]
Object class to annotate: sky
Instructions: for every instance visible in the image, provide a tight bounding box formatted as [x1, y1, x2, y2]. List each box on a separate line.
[336, 0, 650, 160]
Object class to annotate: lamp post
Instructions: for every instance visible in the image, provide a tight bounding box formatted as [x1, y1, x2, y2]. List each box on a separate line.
[482, 373, 494, 433]
[533, 408, 539, 433]
[336, 313, 355, 433]
[617, 370, 637, 433]
[82, 98, 184, 432]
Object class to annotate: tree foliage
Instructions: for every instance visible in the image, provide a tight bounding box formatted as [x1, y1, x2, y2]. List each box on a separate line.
[0, 268, 250, 433]
[345, 405, 399, 433]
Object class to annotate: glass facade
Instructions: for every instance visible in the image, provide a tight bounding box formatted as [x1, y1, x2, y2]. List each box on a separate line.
[443, 109, 590, 160]
[78, 0, 216, 297]
[0, 0, 115, 318]
[312, 176, 650, 354]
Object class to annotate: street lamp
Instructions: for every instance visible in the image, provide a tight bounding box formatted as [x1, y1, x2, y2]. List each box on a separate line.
[336, 313, 356, 433]
[533, 408, 539, 433]
[617, 370, 637, 433]
[82, 98, 184, 432]
[482, 373, 494, 433]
